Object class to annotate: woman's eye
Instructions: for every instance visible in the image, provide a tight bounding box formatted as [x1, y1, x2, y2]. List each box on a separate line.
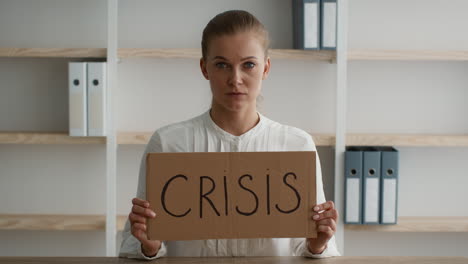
[244, 62, 256, 69]
[215, 62, 228, 69]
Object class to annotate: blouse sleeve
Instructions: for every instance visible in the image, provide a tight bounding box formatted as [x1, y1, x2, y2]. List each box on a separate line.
[290, 132, 341, 258]
[119, 132, 168, 260]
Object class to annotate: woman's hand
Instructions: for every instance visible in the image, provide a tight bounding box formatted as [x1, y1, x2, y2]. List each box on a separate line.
[129, 197, 162, 257]
[306, 201, 338, 254]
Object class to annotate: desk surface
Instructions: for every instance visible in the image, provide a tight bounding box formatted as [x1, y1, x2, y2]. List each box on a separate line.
[0, 257, 467, 264]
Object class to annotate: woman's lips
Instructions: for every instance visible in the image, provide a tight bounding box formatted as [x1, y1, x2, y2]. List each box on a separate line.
[226, 92, 246, 99]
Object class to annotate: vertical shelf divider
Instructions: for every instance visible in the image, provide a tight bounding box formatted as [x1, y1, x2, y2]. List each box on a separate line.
[106, 0, 118, 257]
[335, 0, 349, 255]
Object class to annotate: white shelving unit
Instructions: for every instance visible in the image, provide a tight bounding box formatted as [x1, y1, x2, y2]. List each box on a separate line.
[1, 0, 467, 257]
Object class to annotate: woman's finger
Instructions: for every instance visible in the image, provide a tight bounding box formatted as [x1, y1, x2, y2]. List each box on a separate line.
[317, 224, 334, 237]
[317, 218, 337, 232]
[132, 198, 150, 208]
[132, 204, 156, 218]
[313, 201, 335, 213]
[133, 222, 147, 232]
[317, 218, 332, 226]
[131, 224, 148, 243]
[129, 212, 147, 225]
[312, 209, 338, 221]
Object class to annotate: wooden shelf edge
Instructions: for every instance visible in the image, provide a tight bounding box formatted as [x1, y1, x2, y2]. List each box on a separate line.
[0, 214, 128, 231]
[348, 49, 468, 61]
[0, 48, 106, 58]
[118, 48, 336, 61]
[269, 49, 335, 61]
[311, 134, 335, 146]
[346, 134, 468, 147]
[117, 132, 468, 147]
[117, 215, 128, 231]
[0, 132, 106, 144]
[3, 132, 467, 146]
[2, 214, 466, 232]
[117, 132, 154, 145]
[118, 48, 200, 59]
[117, 132, 335, 146]
[3, 48, 467, 61]
[345, 216, 468, 232]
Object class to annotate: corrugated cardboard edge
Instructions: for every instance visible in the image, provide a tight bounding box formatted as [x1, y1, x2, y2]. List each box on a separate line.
[309, 151, 317, 238]
[145, 153, 153, 240]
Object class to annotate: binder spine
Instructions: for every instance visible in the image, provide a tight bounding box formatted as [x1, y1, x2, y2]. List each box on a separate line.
[379, 147, 399, 225]
[293, 0, 320, 50]
[293, 0, 303, 49]
[344, 147, 363, 224]
[362, 147, 381, 225]
[87, 62, 107, 136]
[68, 62, 87, 137]
[320, 0, 337, 50]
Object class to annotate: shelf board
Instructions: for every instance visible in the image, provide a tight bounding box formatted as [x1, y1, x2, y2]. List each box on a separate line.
[117, 131, 154, 145]
[0, 48, 106, 58]
[117, 132, 336, 146]
[348, 49, 468, 61]
[117, 215, 127, 231]
[270, 49, 335, 61]
[118, 132, 468, 147]
[2, 215, 466, 232]
[3, 132, 466, 146]
[118, 48, 336, 61]
[0, 214, 127, 231]
[118, 48, 200, 59]
[345, 216, 468, 232]
[311, 134, 335, 146]
[2, 48, 467, 61]
[346, 133, 468, 147]
[0, 132, 105, 144]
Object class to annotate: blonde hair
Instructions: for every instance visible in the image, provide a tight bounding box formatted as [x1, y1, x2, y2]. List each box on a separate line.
[201, 10, 270, 61]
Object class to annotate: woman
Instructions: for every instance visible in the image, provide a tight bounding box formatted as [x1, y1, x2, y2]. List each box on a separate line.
[119, 10, 340, 259]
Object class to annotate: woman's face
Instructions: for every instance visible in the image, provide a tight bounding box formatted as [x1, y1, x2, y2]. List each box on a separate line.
[200, 31, 270, 113]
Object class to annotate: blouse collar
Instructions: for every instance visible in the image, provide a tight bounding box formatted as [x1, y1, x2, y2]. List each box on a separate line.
[203, 109, 265, 141]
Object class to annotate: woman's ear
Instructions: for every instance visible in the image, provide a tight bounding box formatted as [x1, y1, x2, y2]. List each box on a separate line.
[262, 57, 271, 80]
[200, 58, 209, 80]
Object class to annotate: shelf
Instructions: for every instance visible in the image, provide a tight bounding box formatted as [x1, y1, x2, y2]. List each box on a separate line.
[311, 134, 336, 146]
[2, 48, 467, 61]
[345, 216, 468, 232]
[0, 214, 127, 231]
[348, 49, 468, 61]
[3, 214, 467, 232]
[117, 132, 154, 145]
[117, 132, 468, 147]
[3, 132, 466, 146]
[0, 47, 334, 61]
[117, 132, 336, 146]
[118, 48, 336, 61]
[0, 48, 106, 58]
[346, 134, 468, 147]
[0, 132, 105, 144]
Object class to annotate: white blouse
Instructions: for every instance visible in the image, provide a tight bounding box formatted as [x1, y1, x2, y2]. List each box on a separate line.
[119, 109, 341, 259]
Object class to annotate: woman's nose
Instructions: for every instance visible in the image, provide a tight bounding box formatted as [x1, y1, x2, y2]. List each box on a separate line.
[228, 68, 243, 86]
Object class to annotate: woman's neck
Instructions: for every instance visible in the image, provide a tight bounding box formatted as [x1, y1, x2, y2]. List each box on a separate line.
[209, 104, 260, 137]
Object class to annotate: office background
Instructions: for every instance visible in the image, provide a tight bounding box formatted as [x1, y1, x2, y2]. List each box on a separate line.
[0, 0, 467, 257]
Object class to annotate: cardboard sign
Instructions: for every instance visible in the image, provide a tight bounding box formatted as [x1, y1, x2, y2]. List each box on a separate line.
[146, 151, 316, 241]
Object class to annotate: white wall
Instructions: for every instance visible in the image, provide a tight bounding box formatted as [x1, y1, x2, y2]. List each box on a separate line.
[0, 0, 107, 48]
[0, 0, 107, 257]
[348, 0, 468, 50]
[0, 0, 467, 257]
[345, 0, 468, 256]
